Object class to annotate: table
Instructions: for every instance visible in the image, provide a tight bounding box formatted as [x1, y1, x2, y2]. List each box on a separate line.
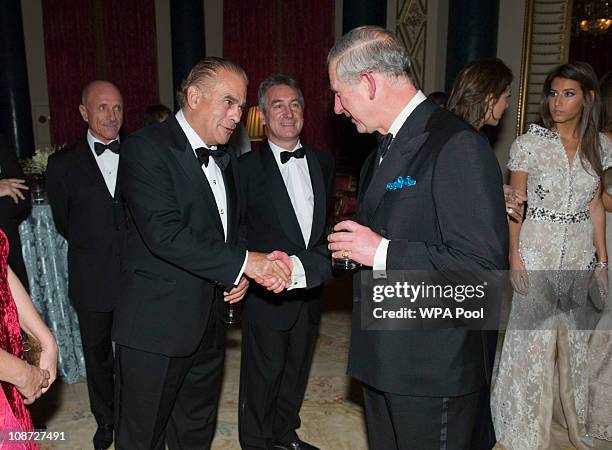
[19, 204, 86, 383]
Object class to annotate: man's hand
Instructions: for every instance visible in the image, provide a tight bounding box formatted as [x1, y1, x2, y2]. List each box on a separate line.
[0, 178, 28, 203]
[327, 220, 382, 267]
[257, 251, 294, 293]
[224, 276, 249, 304]
[504, 184, 526, 223]
[245, 251, 292, 293]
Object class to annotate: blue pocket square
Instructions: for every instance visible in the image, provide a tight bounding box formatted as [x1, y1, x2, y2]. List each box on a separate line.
[386, 175, 417, 191]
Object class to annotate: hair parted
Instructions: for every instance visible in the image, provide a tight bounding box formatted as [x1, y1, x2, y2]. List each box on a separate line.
[600, 70, 612, 133]
[327, 25, 412, 83]
[257, 74, 305, 111]
[446, 58, 513, 130]
[540, 62, 602, 176]
[176, 57, 248, 108]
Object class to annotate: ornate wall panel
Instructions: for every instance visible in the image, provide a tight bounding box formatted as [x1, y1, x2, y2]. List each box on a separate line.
[396, 0, 428, 89]
[517, 0, 573, 134]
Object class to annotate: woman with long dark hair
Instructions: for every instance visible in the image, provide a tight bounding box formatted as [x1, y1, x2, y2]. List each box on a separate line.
[447, 58, 527, 224]
[447, 58, 513, 130]
[590, 70, 612, 446]
[492, 62, 612, 449]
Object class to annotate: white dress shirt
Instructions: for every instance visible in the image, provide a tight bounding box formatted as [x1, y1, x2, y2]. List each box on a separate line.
[176, 110, 247, 285]
[268, 140, 314, 289]
[87, 130, 119, 196]
[373, 90, 427, 273]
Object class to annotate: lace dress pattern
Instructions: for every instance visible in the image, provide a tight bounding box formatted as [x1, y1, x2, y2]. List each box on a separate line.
[491, 124, 612, 449]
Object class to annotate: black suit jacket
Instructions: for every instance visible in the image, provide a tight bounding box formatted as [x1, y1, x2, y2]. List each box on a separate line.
[46, 139, 124, 311]
[113, 116, 247, 357]
[239, 142, 334, 331]
[348, 99, 509, 396]
[0, 135, 31, 287]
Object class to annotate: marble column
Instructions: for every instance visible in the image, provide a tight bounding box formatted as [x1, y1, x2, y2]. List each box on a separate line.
[0, 0, 35, 157]
[170, 0, 205, 105]
[445, 0, 499, 91]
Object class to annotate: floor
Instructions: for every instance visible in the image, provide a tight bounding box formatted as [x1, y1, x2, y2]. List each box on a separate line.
[30, 274, 368, 450]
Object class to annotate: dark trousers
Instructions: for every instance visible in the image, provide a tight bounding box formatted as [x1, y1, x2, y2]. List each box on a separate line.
[362, 384, 482, 450]
[77, 309, 115, 427]
[114, 301, 225, 450]
[239, 305, 319, 450]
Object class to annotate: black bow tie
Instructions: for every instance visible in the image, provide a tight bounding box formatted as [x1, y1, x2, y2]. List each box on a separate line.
[378, 133, 393, 159]
[94, 140, 120, 156]
[280, 147, 305, 164]
[195, 146, 230, 170]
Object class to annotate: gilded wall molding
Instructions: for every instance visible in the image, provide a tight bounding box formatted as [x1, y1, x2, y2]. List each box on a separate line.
[396, 0, 428, 89]
[517, 0, 574, 135]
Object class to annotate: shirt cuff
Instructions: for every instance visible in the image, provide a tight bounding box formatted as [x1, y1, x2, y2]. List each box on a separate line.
[288, 255, 307, 290]
[373, 238, 389, 278]
[234, 250, 248, 285]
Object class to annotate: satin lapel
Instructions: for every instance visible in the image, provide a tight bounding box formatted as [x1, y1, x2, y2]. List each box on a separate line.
[221, 156, 238, 242]
[358, 152, 376, 202]
[77, 140, 113, 201]
[360, 132, 430, 221]
[166, 118, 224, 235]
[260, 143, 305, 248]
[305, 147, 325, 249]
[354, 151, 376, 224]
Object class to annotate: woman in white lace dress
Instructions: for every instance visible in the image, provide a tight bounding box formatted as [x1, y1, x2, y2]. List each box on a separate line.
[593, 70, 612, 446]
[492, 62, 612, 449]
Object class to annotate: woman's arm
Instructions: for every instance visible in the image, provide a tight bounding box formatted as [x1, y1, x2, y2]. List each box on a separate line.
[590, 184, 607, 262]
[602, 190, 612, 213]
[7, 265, 57, 391]
[0, 348, 50, 404]
[508, 172, 528, 260]
[508, 171, 529, 294]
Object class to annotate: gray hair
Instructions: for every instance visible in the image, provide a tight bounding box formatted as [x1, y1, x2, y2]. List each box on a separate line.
[176, 57, 248, 108]
[257, 74, 305, 111]
[327, 25, 412, 83]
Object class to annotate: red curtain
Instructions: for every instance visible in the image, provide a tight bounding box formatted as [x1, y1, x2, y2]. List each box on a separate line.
[103, 0, 159, 136]
[224, 0, 336, 153]
[42, 0, 96, 146]
[42, 0, 159, 145]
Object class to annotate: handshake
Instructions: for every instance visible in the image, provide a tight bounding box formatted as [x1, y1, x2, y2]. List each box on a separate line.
[222, 251, 293, 305]
[245, 250, 293, 293]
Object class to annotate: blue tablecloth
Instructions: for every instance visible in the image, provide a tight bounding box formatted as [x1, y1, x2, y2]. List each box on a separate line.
[19, 204, 85, 383]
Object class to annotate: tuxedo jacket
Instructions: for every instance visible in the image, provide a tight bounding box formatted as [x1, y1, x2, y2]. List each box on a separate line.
[0, 136, 31, 287]
[113, 116, 246, 357]
[46, 139, 124, 312]
[348, 99, 509, 397]
[238, 142, 334, 331]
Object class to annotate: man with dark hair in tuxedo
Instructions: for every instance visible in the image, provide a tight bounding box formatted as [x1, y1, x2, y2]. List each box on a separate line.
[238, 74, 334, 450]
[0, 135, 30, 288]
[46, 80, 124, 450]
[114, 57, 293, 450]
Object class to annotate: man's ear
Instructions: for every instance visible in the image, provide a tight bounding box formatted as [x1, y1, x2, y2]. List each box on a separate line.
[78, 104, 89, 123]
[186, 85, 200, 109]
[258, 107, 267, 126]
[361, 72, 376, 100]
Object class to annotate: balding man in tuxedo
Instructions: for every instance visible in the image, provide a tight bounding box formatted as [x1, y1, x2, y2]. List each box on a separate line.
[47, 80, 124, 450]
